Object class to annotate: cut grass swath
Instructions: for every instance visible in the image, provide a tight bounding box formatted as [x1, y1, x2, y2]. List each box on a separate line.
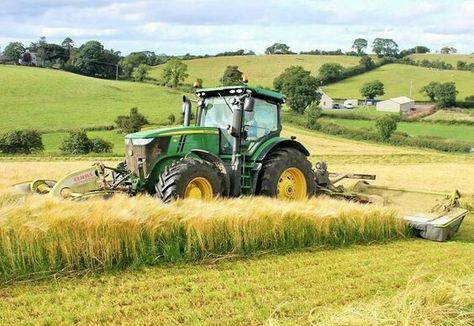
[0, 195, 411, 281]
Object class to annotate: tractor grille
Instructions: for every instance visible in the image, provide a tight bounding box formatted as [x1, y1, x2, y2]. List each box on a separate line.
[125, 137, 170, 176]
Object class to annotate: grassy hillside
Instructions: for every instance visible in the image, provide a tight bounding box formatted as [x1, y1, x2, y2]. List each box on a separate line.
[323, 64, 474, 100]
[149, 55, 361, 88]
[0, 65, 182, 131]
[409, 53, 474, 67]
[324, 118, 474, 142]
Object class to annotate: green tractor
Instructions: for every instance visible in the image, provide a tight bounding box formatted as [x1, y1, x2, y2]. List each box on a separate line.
[124, 85, 314, 201]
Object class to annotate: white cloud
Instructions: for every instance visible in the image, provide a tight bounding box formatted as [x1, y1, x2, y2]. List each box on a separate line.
[0, 0, 473, 54]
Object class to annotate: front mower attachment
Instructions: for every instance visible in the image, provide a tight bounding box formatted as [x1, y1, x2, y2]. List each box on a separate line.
[9, 163, 130, 200]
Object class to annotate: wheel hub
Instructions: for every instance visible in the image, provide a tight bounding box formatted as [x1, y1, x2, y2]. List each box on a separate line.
[184, 177, 213, 199]
[277, 167, 307, 200]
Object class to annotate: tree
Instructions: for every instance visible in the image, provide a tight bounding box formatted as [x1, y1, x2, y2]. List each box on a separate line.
[433, 82, 458, 108]
[360, 80, 385, 99]
[273, 66, 321, 114]
[359, 55, 374, 69]
[119, 52, 149, 79]
[265, 43, 293, 55]
[419, 81, 440, 102]
[440, 46, 457, 54]
[68, 40, 120, 79]
[0, 130, 43, 154]
[372, 38, 399, 57]
[352, 38, 368, 55]
[414, 45, 430, 53]
[318, 63, 345, 83]
[161, 59, 189, 88]
[132, 64, 149, 82]
[61, 37, 74, 51]
[221, 65, 243, 86]
[3, 42, 25, 62]
[375, 115, 397, 141]
[304, 102, 322, 129]
[420, 81, 458, 108]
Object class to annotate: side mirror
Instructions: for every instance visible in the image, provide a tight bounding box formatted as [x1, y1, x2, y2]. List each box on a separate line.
[243, 97, 255, 112]
[182, 95, 192, 126]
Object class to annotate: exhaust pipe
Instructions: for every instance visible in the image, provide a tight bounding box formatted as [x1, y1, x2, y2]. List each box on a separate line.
[182, 96, 192, 126]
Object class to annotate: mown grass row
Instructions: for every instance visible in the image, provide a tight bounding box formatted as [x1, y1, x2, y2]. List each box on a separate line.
[308, 274, 474, 325]
[0, 195, 411, 281]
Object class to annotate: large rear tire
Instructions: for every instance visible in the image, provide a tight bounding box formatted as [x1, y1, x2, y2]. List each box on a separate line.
[257, 148, 315, 200]
[155, 158, 225, 202]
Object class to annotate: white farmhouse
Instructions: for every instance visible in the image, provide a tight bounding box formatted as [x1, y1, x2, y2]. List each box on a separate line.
[318, 89, 334, 109]
[376, 96, 415, 113]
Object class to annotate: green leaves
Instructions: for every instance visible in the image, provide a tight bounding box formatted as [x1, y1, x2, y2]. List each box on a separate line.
[360, 80, 385, 99]
[161, 59, 189, 88]
[274, 66, 321, 114]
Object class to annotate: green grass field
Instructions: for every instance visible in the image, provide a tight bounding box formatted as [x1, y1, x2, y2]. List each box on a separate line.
[0, 65, 182, 131]
[323, 64, 474, 101]
[325, 118, 474, 142]
[409, 53, 474, 67]
[149, 54, 361, 88]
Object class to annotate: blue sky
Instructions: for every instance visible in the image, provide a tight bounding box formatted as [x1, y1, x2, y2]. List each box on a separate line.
[1, 0, 473, 55]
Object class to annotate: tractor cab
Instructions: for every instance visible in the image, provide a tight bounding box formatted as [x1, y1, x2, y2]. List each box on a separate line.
[195, 86, 283, 138]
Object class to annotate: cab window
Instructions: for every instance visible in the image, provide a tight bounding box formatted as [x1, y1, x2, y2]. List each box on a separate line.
[244, 98, 278, 141]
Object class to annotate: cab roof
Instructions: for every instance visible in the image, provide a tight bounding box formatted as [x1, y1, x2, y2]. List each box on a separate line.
[195, 86, 285, 104]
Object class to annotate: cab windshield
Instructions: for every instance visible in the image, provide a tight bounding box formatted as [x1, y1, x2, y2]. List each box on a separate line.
[199, 96, 236, 129]
[200, 96, 279, 138]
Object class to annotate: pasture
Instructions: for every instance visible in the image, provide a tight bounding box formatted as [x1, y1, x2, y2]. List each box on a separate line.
[323, 64, 474, 101]
[409, 53, 474, 67]
[0, 65, 181, 131]
[324, 118, 474, 142]
[0, 127, 473, 324]
[149, 54, 361, 88]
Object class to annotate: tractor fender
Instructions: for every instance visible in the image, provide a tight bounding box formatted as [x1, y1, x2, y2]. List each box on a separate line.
[189, 149, 231, 196]
[254, 138, 311, 162]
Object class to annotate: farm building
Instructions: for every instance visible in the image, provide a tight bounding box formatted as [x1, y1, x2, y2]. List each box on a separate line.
[376, 96, 415, 113]
[318, 90, 334, 109]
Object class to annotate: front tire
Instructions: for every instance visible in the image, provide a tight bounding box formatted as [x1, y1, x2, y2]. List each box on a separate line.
[257, 148, 315, 200]
[155, 158, 225, 202]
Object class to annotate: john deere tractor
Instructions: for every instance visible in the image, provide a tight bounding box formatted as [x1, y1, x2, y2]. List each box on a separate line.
[125, 85, 314, 201]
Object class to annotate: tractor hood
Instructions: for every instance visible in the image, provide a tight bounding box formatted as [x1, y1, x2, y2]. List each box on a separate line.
[125, 126, 219, 139]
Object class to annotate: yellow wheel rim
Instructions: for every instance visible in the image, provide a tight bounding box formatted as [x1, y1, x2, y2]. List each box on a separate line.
[184, 177, 213, 199]
[277, 167, 307, 200]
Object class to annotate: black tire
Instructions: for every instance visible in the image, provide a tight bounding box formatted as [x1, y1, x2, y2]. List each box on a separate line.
[257, 148, 315, 199]
[155, 158, 225, 202]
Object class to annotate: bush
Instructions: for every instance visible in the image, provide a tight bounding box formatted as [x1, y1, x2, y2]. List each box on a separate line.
[0, 130, 44, 154]
[167, 113, 176, 125]
[60, 130, 93, 154]
[115, 107, 149, 134]
[375, 115, 398, 141]
[60, 131, 113, 154]
[304, 102, 322, 129]
[91, 138, 113, 153]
